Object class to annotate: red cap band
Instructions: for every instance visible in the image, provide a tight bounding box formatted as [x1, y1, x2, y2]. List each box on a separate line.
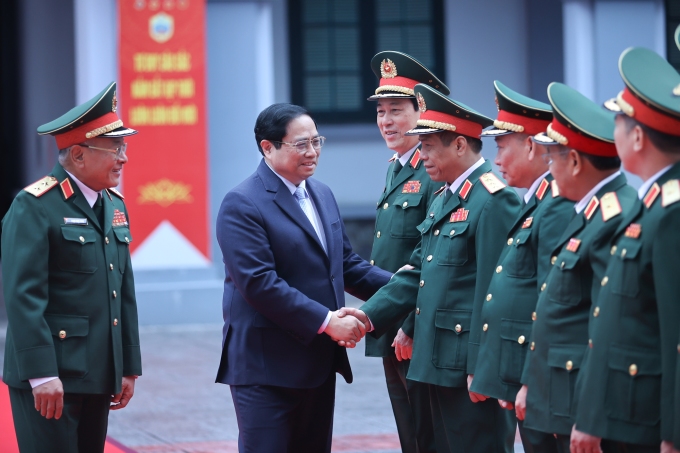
[420, 110, 484, 138]
[377, 76, 420, 94]
[497, 110, 551, 136]
[54, 112, 121, 149]
[550, 119, 617, 157]
[621, 87, 680, 137]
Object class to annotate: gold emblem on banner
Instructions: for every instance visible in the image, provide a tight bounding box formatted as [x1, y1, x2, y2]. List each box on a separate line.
[138, 178, 193, 207]
[149, 12, 174, 44]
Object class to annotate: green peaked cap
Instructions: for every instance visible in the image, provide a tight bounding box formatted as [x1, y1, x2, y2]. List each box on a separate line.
[676, 24, 680, 51]
[369, 50, 449, 100]
[483, 80, 552, 137]
[406, 83, 493, 139]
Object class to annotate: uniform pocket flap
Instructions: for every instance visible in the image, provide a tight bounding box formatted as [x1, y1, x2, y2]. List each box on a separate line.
[547, 344, 586, 370]
[113, 228, 133, 244]
[556, 253, 580, 271]
[608, 344, 661, 376]
[440, 222, 469, 239]
[617, 241, 642, 261]
[499, 319, 532, 343]
[44, 314, 89, 338]
[61, 226, 97, 244]
[434, 309, 471, 335]
[417, 218, 434, 234]
[513, 229, 532, 247]
[394, 194, 423, 209]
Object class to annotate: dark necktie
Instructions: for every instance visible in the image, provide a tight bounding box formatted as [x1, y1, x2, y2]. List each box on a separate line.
[93, 193, 104, 227]
[388, 160, 402, 190]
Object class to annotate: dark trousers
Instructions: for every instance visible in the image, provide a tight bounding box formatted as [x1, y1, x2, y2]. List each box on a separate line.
[383, 356, 436, 453]
[230, 372, 336, 453]
[9, 386, 110, 453]
[601, 439, 659, 453]
[517, 419, 566, 453]
[429, 384, 516, 453]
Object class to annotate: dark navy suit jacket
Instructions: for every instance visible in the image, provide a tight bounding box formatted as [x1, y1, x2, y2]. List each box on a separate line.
[216, 160, 391, 388]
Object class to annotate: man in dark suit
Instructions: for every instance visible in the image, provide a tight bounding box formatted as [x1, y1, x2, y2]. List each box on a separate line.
[215, 103, 392, 453]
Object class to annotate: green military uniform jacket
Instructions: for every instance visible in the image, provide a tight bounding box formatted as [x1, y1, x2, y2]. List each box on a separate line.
[574, 163, 680, 445]
[469, 174, 574, 402]
[361, 160, 521, 388]
[366, 147, 438, 357]
[2, 163, 142, 395]
[521, 173, 636, 435]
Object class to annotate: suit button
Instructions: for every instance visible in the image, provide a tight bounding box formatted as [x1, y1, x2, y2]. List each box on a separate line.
[507, 238, 513, 245]
[518, 335, 525, 344]
[376, 231, 381, 238]
[482, 323, 488, 332]
[551, 256, 557, 265]
[566, 360, 573, 371]
[383, 203, 389, 209]
[402, 202, 408, 208]
[434, 229, 440, 236]
[113, 318, 118, 326]
[370, 260, 374, 265]
[113, 290, 117, 298]
[59, 330, 66, 339]
[79, 236, 85, 243]
[610, 245, 617, 255]
[496, 265, 502, 273]
[110, 263, 114, 271]
[593, 306, 600, 317]
[416, 308, 421, 315]
[105, 237, 110, 244]
[531, 312, 537, 321]
[486, 294, 492, 301]
[426, 255, 433, 262]
[454, 324, 462, 333]
[530, 341, 535, 351]
[331, 275, 335, 281]
[419, 280, 425, 287]
[629, 364, 638, 376]
[601, 276, 608, 286]
[541, 283, 547, 291]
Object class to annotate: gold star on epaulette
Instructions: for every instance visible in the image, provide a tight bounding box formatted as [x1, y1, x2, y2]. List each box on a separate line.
[23, 176, 58, 197]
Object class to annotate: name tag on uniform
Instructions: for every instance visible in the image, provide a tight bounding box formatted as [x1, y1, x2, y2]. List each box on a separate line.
[64, 217, 88, 225]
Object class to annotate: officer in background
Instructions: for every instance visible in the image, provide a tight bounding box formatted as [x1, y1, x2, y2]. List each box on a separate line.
[365, 50, 445, 453]
[571, 47, 680, 453]
[468, 81, 575, 452]
[2, 82, 142, 452]
[515, 82, 637, 452]
[346, 84, 521, 452]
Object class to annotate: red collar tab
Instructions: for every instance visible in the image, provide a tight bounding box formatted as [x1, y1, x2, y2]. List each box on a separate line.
[535, 179, 550, 200]
[409, 149, 421, 169]
[60, 179, 74, 200]
[643, 182, 660, 208]
[584, 196, 600, 220]
[458, 179, 473, 200]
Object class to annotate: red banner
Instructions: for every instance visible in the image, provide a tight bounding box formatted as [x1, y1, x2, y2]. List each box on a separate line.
[118, 0, 210, 268]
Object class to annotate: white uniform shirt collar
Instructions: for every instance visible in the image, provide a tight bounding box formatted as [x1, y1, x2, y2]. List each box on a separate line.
[524, 171, 551, 204]
[637, 165, 673, 200]
[64, 170, 101, 208]
[397, 144, 419, 167]
[447, 157, 485, 195]
[574, 171, 621, 214]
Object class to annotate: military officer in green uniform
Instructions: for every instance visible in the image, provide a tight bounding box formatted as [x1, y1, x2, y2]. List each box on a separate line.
[570, 48, 680, 453]
[2, 82, 142, 452]
[366, 51, 446, 453]
[513, 82, 637, 453]
[467, 81, 575, 452]
[344, 84, 521, 452]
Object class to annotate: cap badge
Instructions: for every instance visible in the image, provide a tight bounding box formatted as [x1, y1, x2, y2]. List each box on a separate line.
[673, 84, 680, 97]
[417, 92, 427, 113]
[494, 95, 500, 112]
[112, 92, 118, 112]
[380, 59, 397, 79]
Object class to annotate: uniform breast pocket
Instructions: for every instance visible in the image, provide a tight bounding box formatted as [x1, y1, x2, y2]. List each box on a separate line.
[432, 309, 472, 370]
[436, 223, 469, 266]
[605, 344, 661, 426]
[547, 344, 585, 418]
[499, 319, 532, 383]
[390, 194, 423, 238]
[58, 226, 98, 273]
[548, 253, 584, 306]
[113, 228, 133, 273]
[506, 230, 536, 279]
[610, 240, 642, 298]
[45, 314, 89, 378]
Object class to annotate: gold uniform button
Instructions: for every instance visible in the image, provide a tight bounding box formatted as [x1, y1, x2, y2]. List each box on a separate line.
[419, 280, 425, 287]
[561, 261, 565, 269]
[434, 229, 440, 236]
[629, 364, 638, 376]
[427, 255, 433, 262]
[113, 318, 118, 326]
[551, 256, 557, 265]
[112, 290, 117, 298]
[518, 335, 526, 345]
[621, 248, 627, 258]
[59, 330, 66, 339]
[530, 341, 535, 351]
[109, 263, 114, 271]
[416, 308, 421, 315]
[601, 276, 609, 286]
[125, 237, 129, 243]
[677, 344, 680, 353]
[454, 324, 462, 333]
[482, 323, 488, 332]
[589, 339, 593, 348]
[566, 360, 573, 371]
[507, 238, 513, 246]
[531, 312, 537, 321]
[79, 236, 85, 243]
[593, 306, 600, 317]
[449, 229, 455, 236]
[611, 245, 617, 255]
[541, 283, 547, 292]
[376, 231, 381, 238]
[429, 212, 434, 218]
[105, 237, 110, 244]
[516, 238, 521, 244]
[402, 202, 408, 208]
[486, 294, 492, 301]
[496, 265, 502, 273]
[369, 260, 374, 265]
[383, 203, 389, 209]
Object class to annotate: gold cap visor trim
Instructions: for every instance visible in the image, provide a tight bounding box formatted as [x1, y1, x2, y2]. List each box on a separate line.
[546, 123, 569, 145]
[532, 131, 558, 145]
[493, 119, 525, 133]
[85, 120, 124, 139]
[375, 85, 416, 96]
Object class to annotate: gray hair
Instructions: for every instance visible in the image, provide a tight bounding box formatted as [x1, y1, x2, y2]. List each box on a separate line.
[58, 147, 72, 165]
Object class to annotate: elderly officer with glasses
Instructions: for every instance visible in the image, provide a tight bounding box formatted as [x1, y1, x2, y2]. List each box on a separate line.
[2, 82, 142, 453]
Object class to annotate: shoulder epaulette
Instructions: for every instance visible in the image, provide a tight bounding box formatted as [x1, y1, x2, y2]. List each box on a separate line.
[434, 185, 446, 195]
[643, 182, 660, 208]
[479, 172, 506, 194]
[409, 149, 422, 169]
[108, 187, 125, 199]
[23, 176, 58, 197]
[458, 179, 473, 200]
[584, 196, 599, 220]
[600, 192, 622, 222]
[60, 179, 74, 200]
[662, 179, 680, 207]
[535, 178, 550, 200]
[551, 180, 560, 198]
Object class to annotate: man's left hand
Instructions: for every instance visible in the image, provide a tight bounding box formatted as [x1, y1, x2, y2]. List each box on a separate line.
[661, 441, 680, 453]
[111, 376, 136, 410]
[570, 425, 602, 453]
[467, 375, 488, 403]
[392, 328, 413, 361]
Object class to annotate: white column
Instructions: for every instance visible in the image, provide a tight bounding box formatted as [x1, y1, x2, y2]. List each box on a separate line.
[562, 0, 596, 101]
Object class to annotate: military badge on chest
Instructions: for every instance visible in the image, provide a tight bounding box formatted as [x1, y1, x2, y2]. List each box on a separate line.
[450, 208, 469, 222]
[624, 223, 641, 239]
[113, 209, 129, 227]
[522, 217, 533, 228]
[402, 181, 421, 193]
[566, 238, 581, 252]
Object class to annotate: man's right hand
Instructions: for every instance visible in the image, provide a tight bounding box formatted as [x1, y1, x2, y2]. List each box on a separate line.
[514, 384, 527, 420]
[33, 378, 64, 420]
[325, 310, 366, 347]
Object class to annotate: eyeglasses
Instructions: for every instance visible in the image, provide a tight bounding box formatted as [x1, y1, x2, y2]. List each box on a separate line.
[80, 143, 128, 159]
[273, 136, 326, 153]
[541, 149, 570, 165]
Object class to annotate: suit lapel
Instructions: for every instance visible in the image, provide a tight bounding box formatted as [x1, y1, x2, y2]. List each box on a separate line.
[307, 180, 334, 259]
[434, 191, 461, 225]
[390, 162, 415, 196]
[103, 193, 113, 234]
[555, 211, 585, 251]
[511, 196, 537, 232]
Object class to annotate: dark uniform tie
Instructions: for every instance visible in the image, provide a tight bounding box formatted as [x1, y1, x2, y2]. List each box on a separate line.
[93, 193, 104, 227]
[388, 160, 402, 191]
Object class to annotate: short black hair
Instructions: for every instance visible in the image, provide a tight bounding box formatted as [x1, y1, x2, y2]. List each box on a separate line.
[578, 152, 621, 170]
[620, 114, 680, 155]
[439, 131, 483, 154]
[409, 97, 418, 112]
[254, 103, 315, 156]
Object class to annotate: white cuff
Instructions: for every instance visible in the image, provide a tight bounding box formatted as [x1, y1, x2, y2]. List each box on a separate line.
[317, 311, 332, 334]
[29, 376, 58, 388]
